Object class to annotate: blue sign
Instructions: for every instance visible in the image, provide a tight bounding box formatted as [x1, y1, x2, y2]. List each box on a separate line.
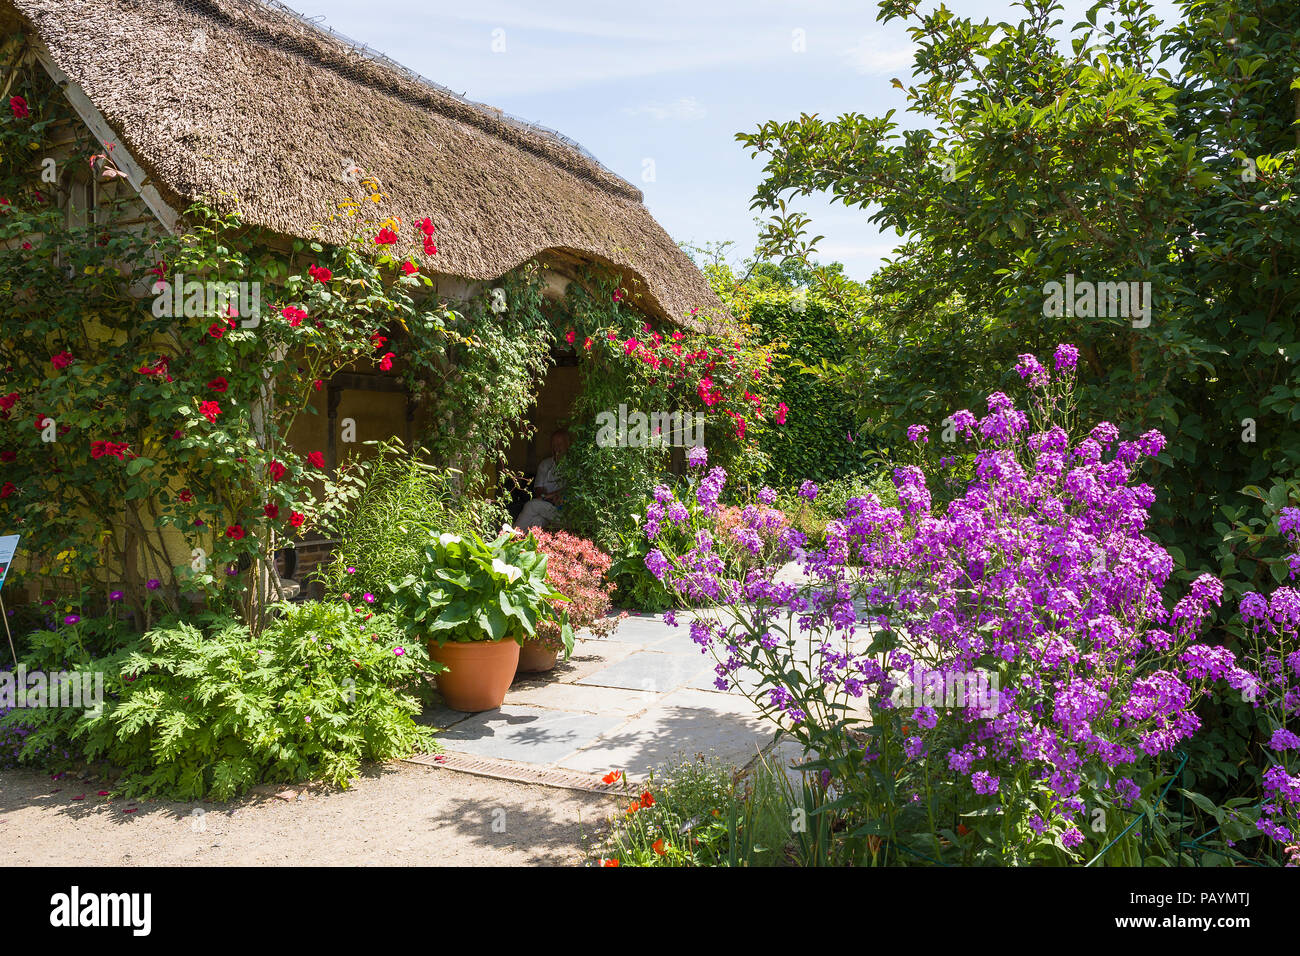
[0, 535, 18, 592]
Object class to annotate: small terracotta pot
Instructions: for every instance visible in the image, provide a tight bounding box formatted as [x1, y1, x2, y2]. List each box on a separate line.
[516, 642, 559, 674]
[427, 637, 521, 712]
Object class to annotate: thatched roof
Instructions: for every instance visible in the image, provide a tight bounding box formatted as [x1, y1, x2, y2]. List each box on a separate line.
[2, 0, 726, 328]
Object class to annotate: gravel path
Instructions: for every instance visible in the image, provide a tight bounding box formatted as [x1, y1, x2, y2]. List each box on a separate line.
[0, 763, 618, 866]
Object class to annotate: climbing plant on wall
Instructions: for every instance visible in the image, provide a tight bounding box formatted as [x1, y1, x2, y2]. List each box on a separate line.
[0, 62, 461, 630]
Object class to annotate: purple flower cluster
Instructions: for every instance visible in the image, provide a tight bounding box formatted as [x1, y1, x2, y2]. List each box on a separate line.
[641, 344, 1274, 858]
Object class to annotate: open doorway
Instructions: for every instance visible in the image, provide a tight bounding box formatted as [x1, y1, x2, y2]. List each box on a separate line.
[506, 336, 582, 523]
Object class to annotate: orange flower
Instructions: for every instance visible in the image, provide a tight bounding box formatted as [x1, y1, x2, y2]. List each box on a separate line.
[956, 823, 970, 836]
[626, 802, 640, 816]
[600, 858, 620, 867]
[652, 838, 667, 856]
[601, 770, 622, 785]
[639, 791, 654, 809]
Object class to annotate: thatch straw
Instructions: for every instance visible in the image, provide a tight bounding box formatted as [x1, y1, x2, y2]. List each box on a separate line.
[4, 0, 727, 327]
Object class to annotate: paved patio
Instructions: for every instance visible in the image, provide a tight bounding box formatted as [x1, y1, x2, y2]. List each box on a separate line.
[416, 611, 784, 783]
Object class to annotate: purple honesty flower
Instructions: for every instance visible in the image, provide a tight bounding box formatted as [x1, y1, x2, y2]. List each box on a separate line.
[63, 614, 80, 625]
[644, 549, 669, 581]
[798, 480, 818, 501]
[906, 424, 929, 443]
[1269, 728, 1300, 752]
[687, 445, 708, 469]
[146, 578, 160, 590]
[758, 486, 777, 505]
[109, 590, 124, 601]
[662, 610, 677, 627]
[1054, 343, 1079, 371]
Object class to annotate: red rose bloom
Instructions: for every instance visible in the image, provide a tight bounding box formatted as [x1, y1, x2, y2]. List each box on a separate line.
[225, 525, 245, 540]
[263, 503, 279, 519]
[401, 260, 418, 276]
[207, 377, 228, 392]
[378, 352, 395, 371]
[308, 264, 332, 283]
[0, 451, 14, 463]
[306, 451, 325, 469]
[422, 237, 437, 256]
[9, 95, 28, 119]
[198, 400, 221, 423]
[289, 511, 305, 528]
[281, 305, 307, 327]
[178, 489, 194, 503]
[51, 351, 73, 369]
[373, 227, 398, 245]
[0, 482, 15, 498]
[267, 461, 286, 481]
[207, 323, 224, 339]
[417, 217, 435, 237]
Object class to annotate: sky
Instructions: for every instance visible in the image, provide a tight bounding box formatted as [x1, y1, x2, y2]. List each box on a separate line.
[285, 0, 1182, 280]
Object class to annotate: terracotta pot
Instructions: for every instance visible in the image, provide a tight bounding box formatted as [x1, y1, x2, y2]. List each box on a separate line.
[516, 642, 559, 674]
[427, 638, 521, 712]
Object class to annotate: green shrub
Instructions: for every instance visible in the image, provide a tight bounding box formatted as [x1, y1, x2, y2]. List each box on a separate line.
[320, 440, 509, 601]
[1, 601, 438, 800]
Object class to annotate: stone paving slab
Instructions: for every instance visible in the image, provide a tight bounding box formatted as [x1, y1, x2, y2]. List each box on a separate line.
[435, 705, 624, 765]
[503, 681, 661, 717]
[426, 612, 787, 782]
[557, 688, 772, 778]
[575, 649, 714, 693]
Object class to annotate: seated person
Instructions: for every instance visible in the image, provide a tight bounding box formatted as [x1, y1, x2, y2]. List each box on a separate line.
[515, 429, 570, 531]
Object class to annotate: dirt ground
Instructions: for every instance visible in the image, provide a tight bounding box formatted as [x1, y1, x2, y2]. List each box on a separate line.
[0, 762, 619, 866]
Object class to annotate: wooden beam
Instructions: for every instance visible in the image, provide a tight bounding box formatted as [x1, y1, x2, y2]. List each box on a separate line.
[29, 39, 180, 234]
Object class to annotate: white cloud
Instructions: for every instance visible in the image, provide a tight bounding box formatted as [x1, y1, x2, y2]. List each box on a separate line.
[623, 97, 708, 121]
[841, 33, 916, 75]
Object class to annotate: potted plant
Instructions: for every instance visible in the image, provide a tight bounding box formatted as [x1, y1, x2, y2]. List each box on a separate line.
[516, 529, 621, 673]
[387, 531, 570, 711]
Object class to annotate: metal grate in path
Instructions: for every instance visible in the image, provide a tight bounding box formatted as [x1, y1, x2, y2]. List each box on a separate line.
[404, 751, 625, 795]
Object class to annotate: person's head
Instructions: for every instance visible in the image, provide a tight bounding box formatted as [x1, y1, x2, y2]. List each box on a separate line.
[551, 429, 571, 459]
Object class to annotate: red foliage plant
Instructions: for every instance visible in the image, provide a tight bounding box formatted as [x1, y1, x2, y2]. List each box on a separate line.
[523, 529, 624, 647]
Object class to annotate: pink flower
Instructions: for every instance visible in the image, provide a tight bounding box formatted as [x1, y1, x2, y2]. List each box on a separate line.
[394, 646, 406, 656]
[51, 351, 73, 369]
[775, 402, 788, 425]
